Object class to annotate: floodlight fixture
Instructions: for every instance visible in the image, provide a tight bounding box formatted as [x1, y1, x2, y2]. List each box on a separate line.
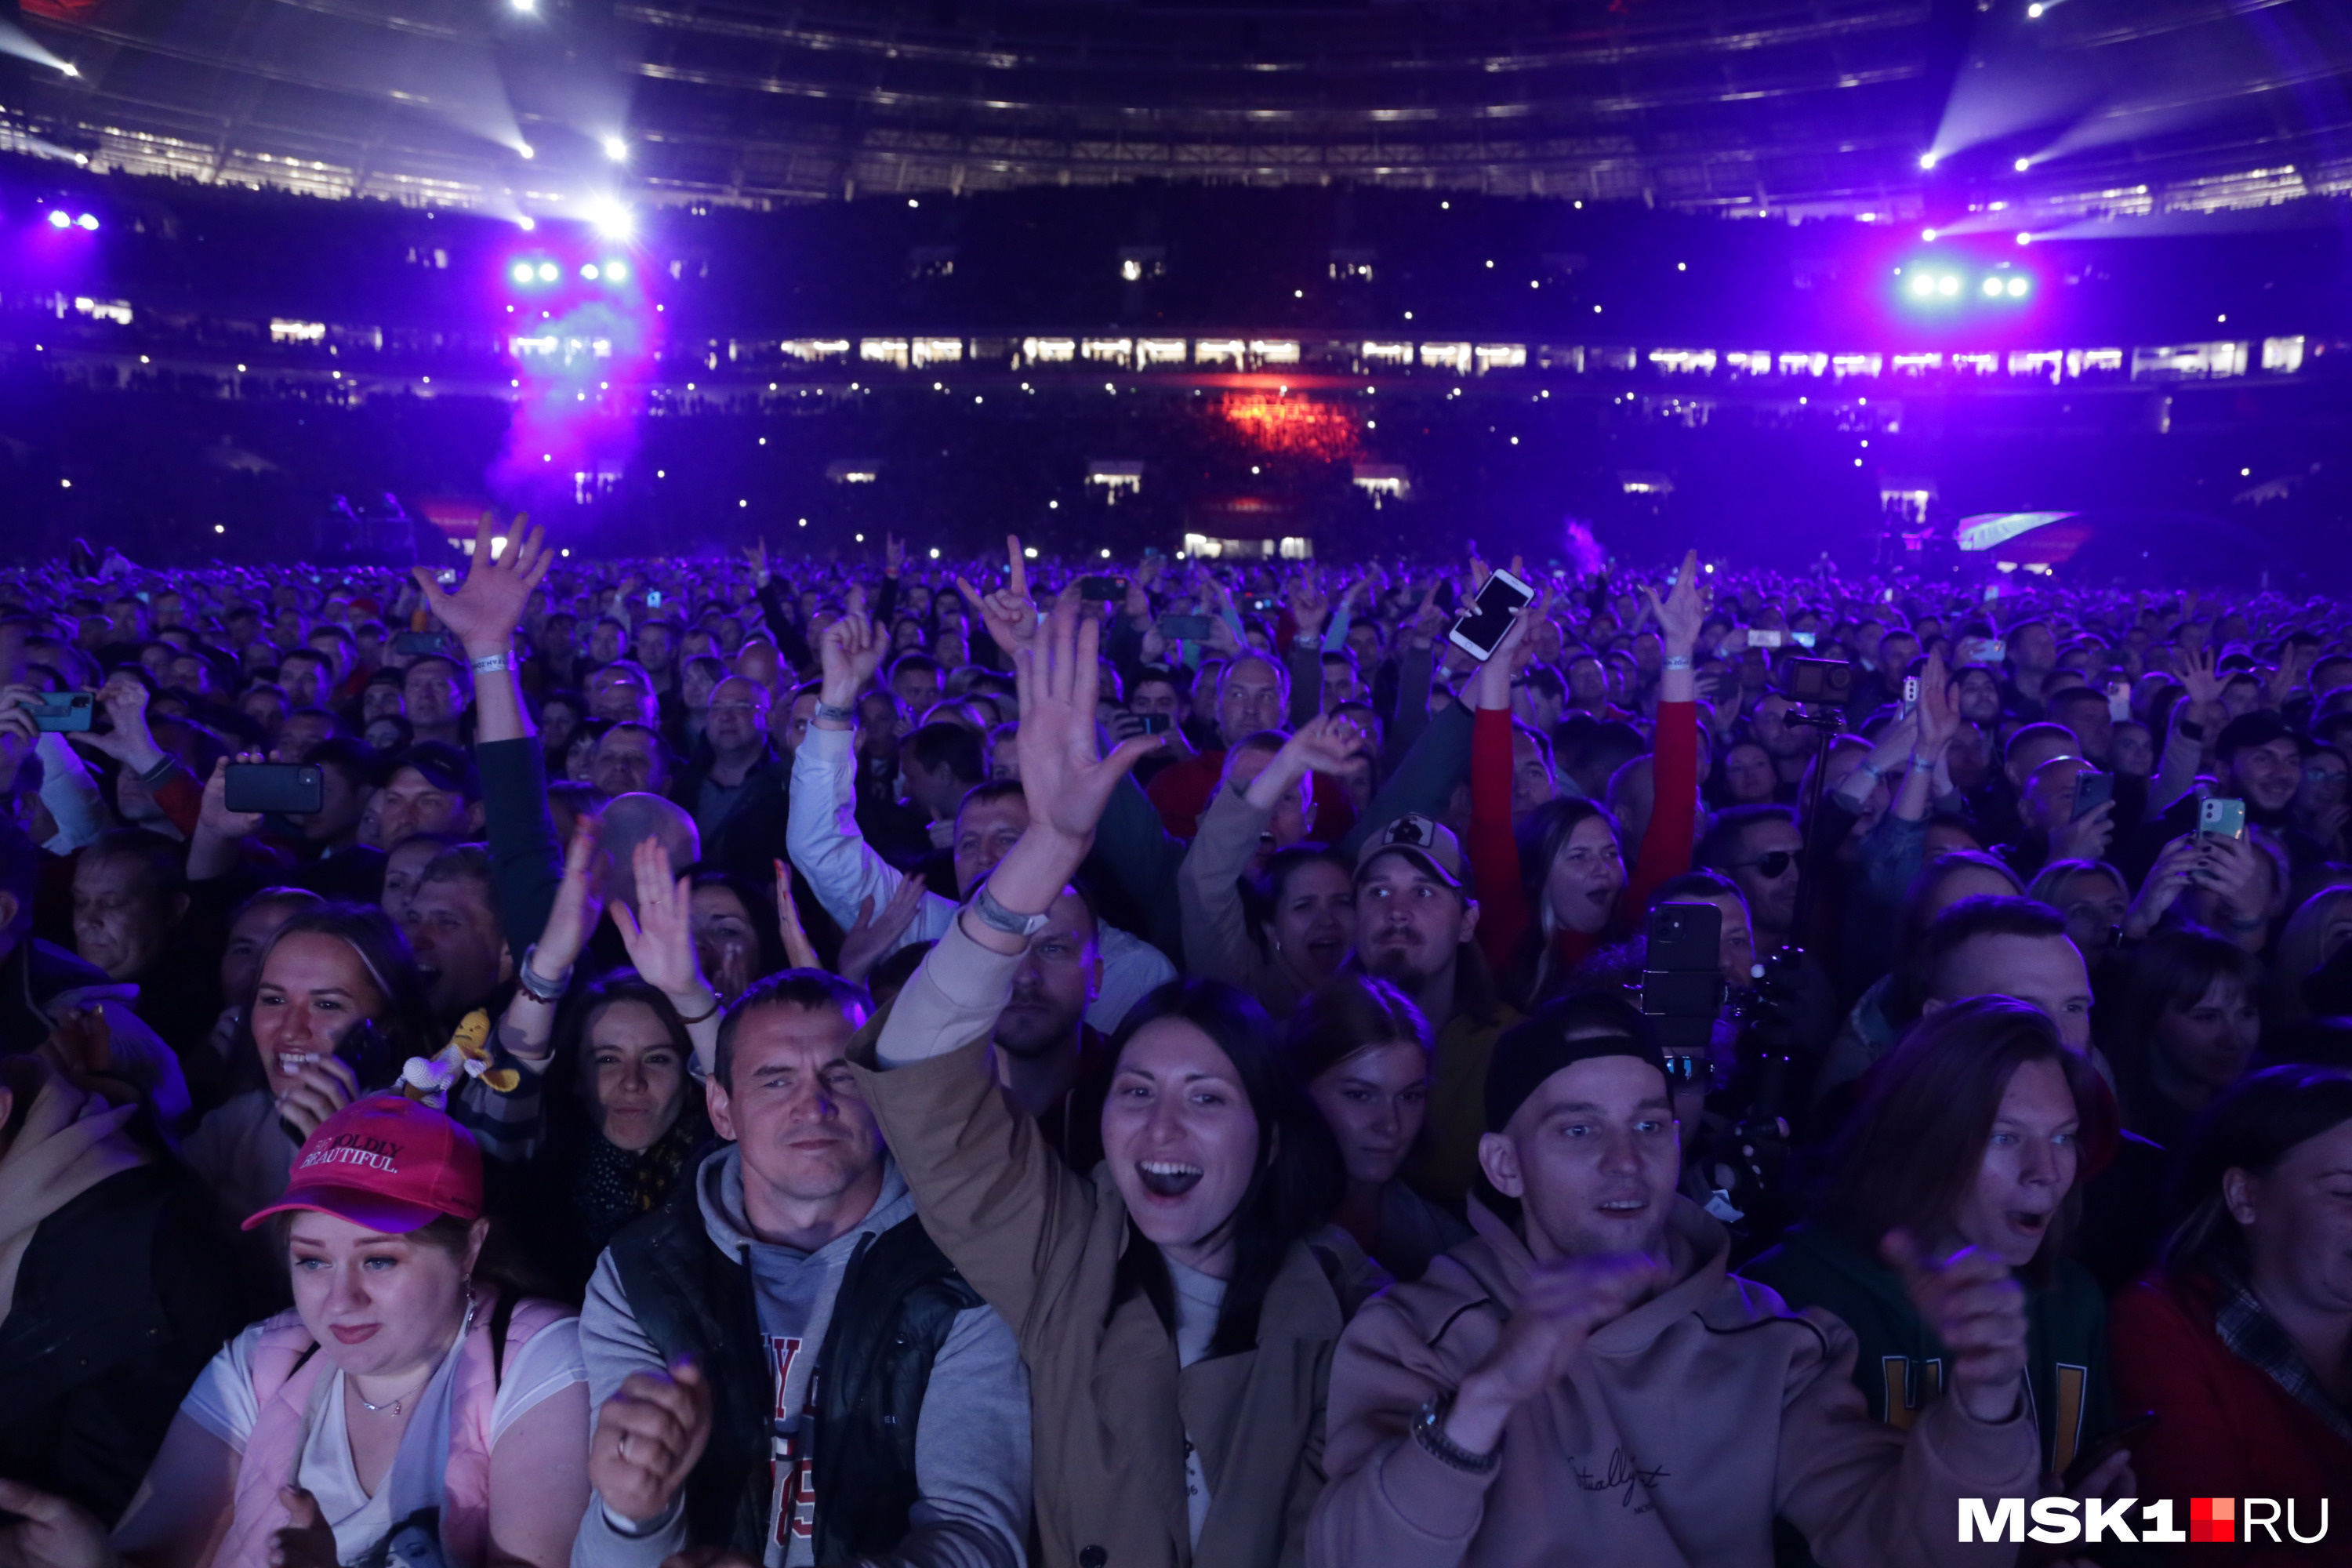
[602, 136, 628, 162]
[2013, 157, 2032, 172]
[1918, 151, 1938, 170]
[517, 144, 535, 160]
[604, 260, 629, 282]
[1908, 273, 1936, 299]
[510, 262, 535, 284]
[536, 261, 558, 281]
[580, 263, 601, 280]
[1983, 277, 2004, 297]
[75, 213, 97, 230]
[2006, 276, 2031, 298]
[517, 216, 537, 232]
[1937, 274, 1961, 297]
[45, 210, 69, 229]
[60, 62, 79, 77]
[2016, 232, 2033, 245]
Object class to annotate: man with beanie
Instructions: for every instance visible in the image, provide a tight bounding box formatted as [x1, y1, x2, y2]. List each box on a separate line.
[1309, 993, 2042, 1568]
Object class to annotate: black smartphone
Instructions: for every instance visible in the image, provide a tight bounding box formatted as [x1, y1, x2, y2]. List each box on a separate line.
[391, 630, 443, 656]
[1080, 576, 1128, 602]
[2071, 771, 2114, 822]
[1134, 713, 1171, 735]
[1160, 614, 1215, 641]
[27, 691, 96, 733]
[1778, 657, 1853, 706]
[2063, 1411, 2157, 1492]
[1641, 901, 1724, 1055]
[226, 762, 325, 815]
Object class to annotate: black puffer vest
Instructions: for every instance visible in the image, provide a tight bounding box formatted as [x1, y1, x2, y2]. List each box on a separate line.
[606, 1165, 981, 1560]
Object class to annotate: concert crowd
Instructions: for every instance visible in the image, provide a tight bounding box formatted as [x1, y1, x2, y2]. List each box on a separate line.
[0, 524, 2347, 1568]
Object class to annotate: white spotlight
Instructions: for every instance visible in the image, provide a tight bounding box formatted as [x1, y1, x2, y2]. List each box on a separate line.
[2006, 276, 2031, 298]
[517, 216, 536, 232]
[2027, 2, 2044, 14]
[1908, 273, 1935, 299]
[2016, 232, 2033, 246]
[580, 263, 601, 280]
[587, 198, 634, 239]
[603, 136, 628, 162]
[536, 261, 557, 281]
[511, 0, 535, 12]
[1918, 151, 1938, 170]
[517, 144, 535, 160]
[60, 62, 79, 78]
[2013, 157, 2031, 172]
[604, 260, 629, 281]
[1936, 274, 1960, 297]
[1982, 277, 2003, 297]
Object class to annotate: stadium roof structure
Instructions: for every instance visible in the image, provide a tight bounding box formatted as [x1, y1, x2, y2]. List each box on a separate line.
[9, 0, 2351, 220]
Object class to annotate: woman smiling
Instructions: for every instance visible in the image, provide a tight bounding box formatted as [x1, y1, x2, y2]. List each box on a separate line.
[855, 601, 1345, 1568]
[0, 1097, 590, 1568]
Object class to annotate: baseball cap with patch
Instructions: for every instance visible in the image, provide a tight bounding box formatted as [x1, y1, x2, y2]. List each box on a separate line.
[242, 1094, 483, 1233]
[1355, 812, 1467, 890]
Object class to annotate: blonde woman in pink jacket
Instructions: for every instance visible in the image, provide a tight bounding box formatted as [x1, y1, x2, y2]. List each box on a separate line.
[0, 1095, 590, 1568]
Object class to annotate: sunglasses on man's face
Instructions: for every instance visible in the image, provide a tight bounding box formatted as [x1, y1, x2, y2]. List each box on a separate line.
[1737, 851, 1802, 879]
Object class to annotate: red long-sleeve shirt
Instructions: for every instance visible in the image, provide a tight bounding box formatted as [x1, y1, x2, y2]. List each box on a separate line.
[1468, 701, 1698, 978]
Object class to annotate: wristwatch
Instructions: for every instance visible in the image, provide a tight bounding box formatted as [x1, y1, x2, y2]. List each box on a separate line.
[813, 699, 856, 725]
[967, 884, 1050, 940]
[1412, 1393, 1501, 1475]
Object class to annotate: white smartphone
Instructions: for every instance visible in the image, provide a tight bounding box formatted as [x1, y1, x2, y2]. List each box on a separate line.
[1902, 676, 1921, 712]
[1746, 628, 1785, 649]
[1447, 568, 1536, 662]
[2107, 681, 2132, 721]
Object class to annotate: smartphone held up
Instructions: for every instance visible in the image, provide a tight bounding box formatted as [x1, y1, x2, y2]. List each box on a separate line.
[1448, 568, 1534, 662]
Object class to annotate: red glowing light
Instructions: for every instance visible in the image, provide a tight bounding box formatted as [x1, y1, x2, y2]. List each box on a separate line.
[1218, 394, 1361, 460]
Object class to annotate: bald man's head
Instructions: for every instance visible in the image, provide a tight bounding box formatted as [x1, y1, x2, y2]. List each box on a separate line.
[597, 792, 702, 909]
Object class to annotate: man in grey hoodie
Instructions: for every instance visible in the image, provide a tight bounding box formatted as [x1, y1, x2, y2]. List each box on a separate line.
[573, 971, 1031, 1568]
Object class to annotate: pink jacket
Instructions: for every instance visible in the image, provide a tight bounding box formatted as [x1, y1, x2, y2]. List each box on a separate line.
[1308, 1200, 2040, 1568]
[214, 1290, 571, 1568]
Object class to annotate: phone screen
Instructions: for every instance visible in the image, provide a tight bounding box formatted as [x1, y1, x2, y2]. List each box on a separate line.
[1449, 572, 1534, 659]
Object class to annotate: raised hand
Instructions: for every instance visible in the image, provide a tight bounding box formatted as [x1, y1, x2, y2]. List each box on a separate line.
[1915, 650, 1958, 757]
[956, 535, 1040, 655]
[1289, 574, 1331, 641]
[2122, 834, 2200, 940]
[590, 1360, 713, 1530]
[817, 608, 887, 709]
[1467, 589, 1542, 710]
[612, 838, 712, 1005]
[0, 695, 37, 794]
[533, 818, 606, 978]
[1401, 579, 1446, 652]
[2176, 644, 2226, 714]
[741, 538, 770, 586]
[198, 753, 271, 842]
[2049, 797, 2115, 864]
[1885, 1229, 2027, 1423]
[772, 858, 821, 971]
[835, 873, 928, 982]
[73, 678, 166, 774]
[1243, 716, 1364, 811]
[1014, 599, 1165, 848]
[1642, 549, 1709, 658]
[884, 533, 906, 575]
[412, 517, 552, 657]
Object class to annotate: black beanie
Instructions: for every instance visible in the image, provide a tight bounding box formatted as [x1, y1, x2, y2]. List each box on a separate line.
[1483, 993, 1671, 1134]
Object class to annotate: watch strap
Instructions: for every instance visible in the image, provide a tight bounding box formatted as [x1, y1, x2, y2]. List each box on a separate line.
[969, 885, 1051, 938]
[814, 699, 856, 725]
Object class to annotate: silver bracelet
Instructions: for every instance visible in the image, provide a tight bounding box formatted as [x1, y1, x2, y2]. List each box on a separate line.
[517, 944, 570, 1004]
[1412, 1393, 1501, 1475]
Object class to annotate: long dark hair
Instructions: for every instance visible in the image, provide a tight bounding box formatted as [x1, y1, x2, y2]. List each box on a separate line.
[548, 971, 706, 1142]
[1109, 977, 1343, 1356]
[228, 905, 438, 1095]
[1283, 974, 1432, 1083]
[1243, 843, 1355, 959]
[2106, 927, 2262, 1122]
[1507, 796, 1626, 1005]
[2161, 1064, 2352, 1283]
[1820, 997, 2116, 1288]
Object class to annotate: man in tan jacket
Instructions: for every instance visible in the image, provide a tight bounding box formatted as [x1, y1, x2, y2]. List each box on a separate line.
[1310, 993, 2044, 1568]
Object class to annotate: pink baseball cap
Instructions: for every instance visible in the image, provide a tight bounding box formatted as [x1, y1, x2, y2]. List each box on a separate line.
[243, 1094, 485, 1234]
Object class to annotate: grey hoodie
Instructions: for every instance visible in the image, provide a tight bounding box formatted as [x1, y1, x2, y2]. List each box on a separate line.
[572, 1145, 1031, 1568]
